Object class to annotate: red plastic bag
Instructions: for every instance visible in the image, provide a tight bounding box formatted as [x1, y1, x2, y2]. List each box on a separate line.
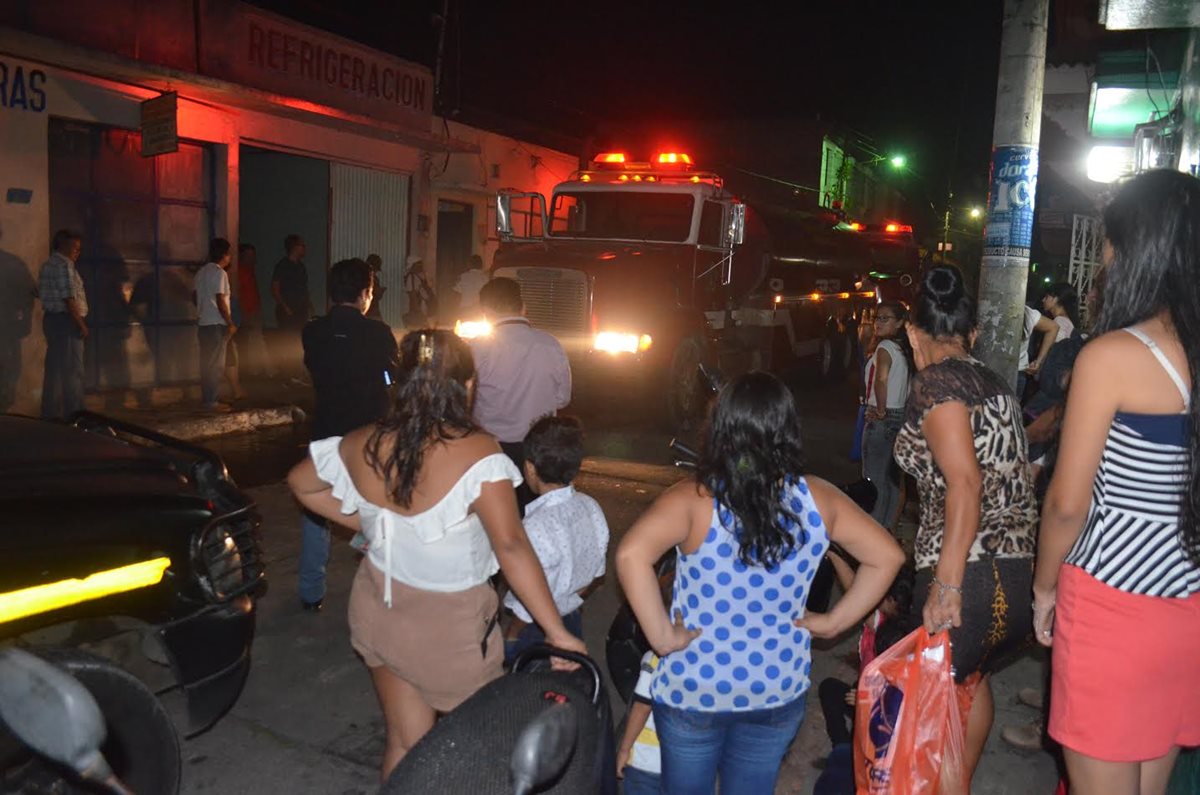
[854, 628, 969, 795]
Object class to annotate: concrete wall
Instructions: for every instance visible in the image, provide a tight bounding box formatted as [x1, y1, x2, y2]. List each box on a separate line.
[426, 120, 578, 278]
[240, 148, 330, 322]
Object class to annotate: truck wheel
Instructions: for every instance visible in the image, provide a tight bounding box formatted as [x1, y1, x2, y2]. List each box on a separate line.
[1, 649, 181, 795]
[665, 337, 706, 431]
[817, 332, 852, 382]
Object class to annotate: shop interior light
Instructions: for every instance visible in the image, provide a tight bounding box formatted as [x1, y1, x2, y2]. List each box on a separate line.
[1086, 145, 1134, 183]
[0, 557, 171, 624]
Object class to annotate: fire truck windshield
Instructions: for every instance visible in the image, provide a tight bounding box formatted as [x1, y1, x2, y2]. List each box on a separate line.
[548, 190, 695, 242]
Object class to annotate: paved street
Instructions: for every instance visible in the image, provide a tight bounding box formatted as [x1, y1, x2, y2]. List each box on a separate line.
[175, 377, 1061, 794]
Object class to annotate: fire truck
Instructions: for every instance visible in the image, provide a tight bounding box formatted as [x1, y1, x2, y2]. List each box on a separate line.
[474, 151, 920, 427]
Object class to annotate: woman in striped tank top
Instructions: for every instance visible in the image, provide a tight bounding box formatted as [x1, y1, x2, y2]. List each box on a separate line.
[1035, 169, 1200, 795]
[617, 372, 904, 795]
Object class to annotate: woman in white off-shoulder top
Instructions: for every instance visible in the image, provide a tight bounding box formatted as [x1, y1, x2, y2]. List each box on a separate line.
[288, 329, 586, 782]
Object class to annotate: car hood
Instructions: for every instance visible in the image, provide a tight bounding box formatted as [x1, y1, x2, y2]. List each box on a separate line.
[0, 415, 195, 500]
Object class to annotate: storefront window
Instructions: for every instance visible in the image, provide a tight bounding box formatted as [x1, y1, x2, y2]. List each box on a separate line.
[48, 120, 214, 390]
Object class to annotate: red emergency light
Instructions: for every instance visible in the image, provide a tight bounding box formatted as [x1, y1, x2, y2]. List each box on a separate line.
[594, 152, 627, 164]
[884, 222, 913, 234]
[656, 152, 693, 165]
[848, 222, 865, 231]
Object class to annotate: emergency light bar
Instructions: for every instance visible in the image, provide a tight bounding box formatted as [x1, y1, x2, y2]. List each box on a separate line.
[593, 152, 627, 164]
[884, 222, 913, 234]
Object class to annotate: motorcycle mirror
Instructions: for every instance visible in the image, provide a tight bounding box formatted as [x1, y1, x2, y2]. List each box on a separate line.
[509, 701, 578, 795]
[697, 362, 723, 395]
[0, 649, 113, 782]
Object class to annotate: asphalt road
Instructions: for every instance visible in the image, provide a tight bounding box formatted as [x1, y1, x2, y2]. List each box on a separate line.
[181, 375, 1058, 794]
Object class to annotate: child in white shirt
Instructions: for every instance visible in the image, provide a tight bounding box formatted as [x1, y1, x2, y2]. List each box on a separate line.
[503, 416, 609, 665]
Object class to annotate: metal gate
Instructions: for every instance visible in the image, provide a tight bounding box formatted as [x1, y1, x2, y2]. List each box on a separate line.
[329, 163, 410, 328]
[1068, 214, 1103, 325]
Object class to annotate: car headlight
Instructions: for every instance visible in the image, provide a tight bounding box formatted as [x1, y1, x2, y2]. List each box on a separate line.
[454, 319, 493, 339]
[594, 331, 653, 355]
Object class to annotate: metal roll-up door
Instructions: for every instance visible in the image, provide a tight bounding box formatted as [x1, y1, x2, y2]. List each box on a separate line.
[329, 163, 409, 329]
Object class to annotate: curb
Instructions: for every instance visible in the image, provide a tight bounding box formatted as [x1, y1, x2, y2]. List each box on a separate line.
[578, 457, 685, 487]
[146, 405, 303, 441]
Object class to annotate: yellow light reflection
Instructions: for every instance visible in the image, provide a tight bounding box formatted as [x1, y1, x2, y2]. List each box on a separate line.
[0, 557, 172, 624]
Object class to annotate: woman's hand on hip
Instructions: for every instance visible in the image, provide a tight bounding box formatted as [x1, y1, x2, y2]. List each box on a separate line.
[922, 583, 962, 635]
[652, 610, 701, 657]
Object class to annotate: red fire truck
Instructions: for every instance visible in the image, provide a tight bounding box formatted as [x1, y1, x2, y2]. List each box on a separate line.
[472, 151, 920, 427]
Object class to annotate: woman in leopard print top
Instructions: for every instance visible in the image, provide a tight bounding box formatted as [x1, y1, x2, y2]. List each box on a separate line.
[892, 265, 1037, 785]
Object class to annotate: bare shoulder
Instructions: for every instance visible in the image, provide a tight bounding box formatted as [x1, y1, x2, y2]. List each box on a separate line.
[659, 477, 711, 511]
[340, 425, 376, 460]
[1073, 330, 1137, 374]
[803, 476, 841, 515]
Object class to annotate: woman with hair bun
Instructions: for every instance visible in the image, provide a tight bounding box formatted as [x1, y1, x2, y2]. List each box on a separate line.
[892, 265, 1038, 783]
[287, 329, 586, 781]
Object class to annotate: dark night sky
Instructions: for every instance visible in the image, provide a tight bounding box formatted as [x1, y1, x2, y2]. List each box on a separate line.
[249, 0, 1009, 218]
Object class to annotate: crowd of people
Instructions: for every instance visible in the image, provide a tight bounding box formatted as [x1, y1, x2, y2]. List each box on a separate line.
[27, 165, 1171, 793]
[276, 169, 1200, 794]
[30, 230, 490, 418]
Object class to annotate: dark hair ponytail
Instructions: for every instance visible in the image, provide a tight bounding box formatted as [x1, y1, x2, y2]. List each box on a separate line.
[913, 265, 975, 342]
[365, 329, 479, 507]
[1097, 169, 1200, 564]
[1044, 282, 1081, 328]
[697, 371, 808, 569]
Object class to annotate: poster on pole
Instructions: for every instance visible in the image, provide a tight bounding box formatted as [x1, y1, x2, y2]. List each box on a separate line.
[982, 145, 1038, 263]
[140, 92, 178, 157]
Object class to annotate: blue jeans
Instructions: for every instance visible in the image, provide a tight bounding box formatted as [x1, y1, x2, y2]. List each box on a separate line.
[504, 608, 583, 667]
[40, 312, 84, 419]
[652, 695, 807, 795]
[621, 766, 661, 795]
[862, 411, 904, 529]
[298, 511, 330, 604]
[197, 324, 227, 406]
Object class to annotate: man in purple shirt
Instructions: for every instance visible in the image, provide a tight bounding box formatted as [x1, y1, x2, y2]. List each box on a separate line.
[469, 277, 571, 512]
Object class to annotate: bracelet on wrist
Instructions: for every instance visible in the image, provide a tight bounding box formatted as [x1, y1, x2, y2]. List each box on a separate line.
[932, 576, 963, 595]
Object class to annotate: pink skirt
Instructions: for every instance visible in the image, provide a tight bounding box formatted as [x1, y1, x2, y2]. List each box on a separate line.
[1049, 564, 1200, 761]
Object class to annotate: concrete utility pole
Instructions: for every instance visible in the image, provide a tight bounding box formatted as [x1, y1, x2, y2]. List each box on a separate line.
[975, 0, 1049, 388]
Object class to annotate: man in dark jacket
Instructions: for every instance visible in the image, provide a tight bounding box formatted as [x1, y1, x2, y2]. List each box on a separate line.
[297, 258, 398, 611]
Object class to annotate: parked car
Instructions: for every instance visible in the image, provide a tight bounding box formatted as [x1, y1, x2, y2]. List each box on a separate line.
[0, 412, 265, 794]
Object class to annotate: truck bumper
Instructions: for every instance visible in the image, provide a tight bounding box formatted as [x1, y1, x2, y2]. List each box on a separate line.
[158, 594, 256, 736]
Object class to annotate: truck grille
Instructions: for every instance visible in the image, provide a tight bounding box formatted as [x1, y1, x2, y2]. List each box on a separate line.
[508, 268, 589, 336]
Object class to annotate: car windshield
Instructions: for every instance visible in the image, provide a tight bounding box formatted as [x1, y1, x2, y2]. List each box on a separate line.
[548, 190, 695, 242]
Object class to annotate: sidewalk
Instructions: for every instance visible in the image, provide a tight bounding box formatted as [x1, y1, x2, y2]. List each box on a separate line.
[81, 375, 308, 441]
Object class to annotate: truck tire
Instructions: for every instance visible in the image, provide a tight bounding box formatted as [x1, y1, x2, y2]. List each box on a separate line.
[817, 332, 852, 382]
[1, 649, 181, 795]
[665, 337, 706, 432]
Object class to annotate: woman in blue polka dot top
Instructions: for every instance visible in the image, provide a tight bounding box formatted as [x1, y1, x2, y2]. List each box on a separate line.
[617, 372, 905, 794]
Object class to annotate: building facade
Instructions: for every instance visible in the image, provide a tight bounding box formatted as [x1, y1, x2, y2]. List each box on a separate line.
[0, 0, 575, 413]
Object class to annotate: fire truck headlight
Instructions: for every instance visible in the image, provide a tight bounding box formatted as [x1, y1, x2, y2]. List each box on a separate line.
[594, 331, 652, 355]
[454, 319, 493, 339]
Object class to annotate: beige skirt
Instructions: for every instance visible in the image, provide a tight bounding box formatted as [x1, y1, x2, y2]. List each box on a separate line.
[348, 559, 503, 712]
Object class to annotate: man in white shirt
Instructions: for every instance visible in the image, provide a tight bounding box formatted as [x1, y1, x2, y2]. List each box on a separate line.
[38, 229, 88, 418]
[469, 277, 571, 511]
[503, 416, 608, 665]
[195, 238, 237, 409]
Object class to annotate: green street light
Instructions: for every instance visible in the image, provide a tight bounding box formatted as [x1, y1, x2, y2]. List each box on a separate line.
[889, 154, 907, 169]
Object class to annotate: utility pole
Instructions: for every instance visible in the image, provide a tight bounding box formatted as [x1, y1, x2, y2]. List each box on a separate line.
[941, 190, 953, 261]
[974, 0, 1049, 388]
